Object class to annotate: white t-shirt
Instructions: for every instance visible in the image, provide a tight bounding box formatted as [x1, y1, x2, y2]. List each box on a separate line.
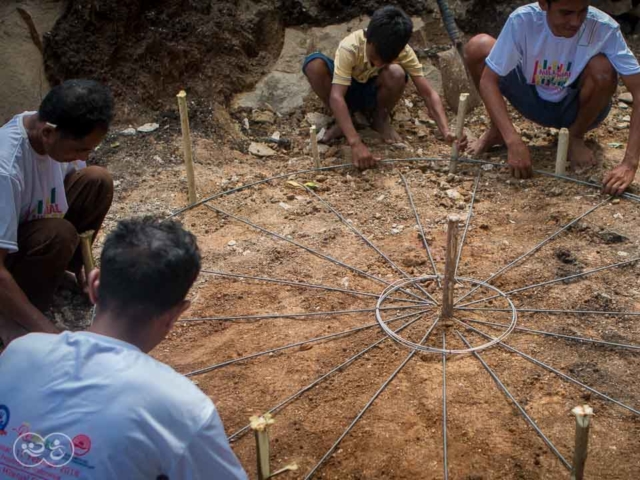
[0, 331, 248, 480]
[486, 3, 640, 102]
[0, 112, 85, 253]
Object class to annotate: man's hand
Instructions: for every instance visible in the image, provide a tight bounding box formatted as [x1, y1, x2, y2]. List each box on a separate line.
[351, 141, 377, 170]
[603, 163, 636, 196]
[444, 131, 468, 153]
[507, 139, 533, 179]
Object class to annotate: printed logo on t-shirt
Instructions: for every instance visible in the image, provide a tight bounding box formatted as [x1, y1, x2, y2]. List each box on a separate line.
[29, 187, 64, 220]
[531, 59, 573, 88]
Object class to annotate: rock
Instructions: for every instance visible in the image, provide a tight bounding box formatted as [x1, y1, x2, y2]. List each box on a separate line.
[317, 144, 330, 155]
[481, 163, 494, 171]
[402, 254, 427, 268]
[622, 115, 631, 122]
[120, 127, 137, 136]
[619, 92, 633, 104]
[251, 110, 276, 124]
[446, 189, 463, 201]
[392, 142, 409, 150]
[249, 142, 277, 157]
[438, 47, 482, 114]
[227, 240, 237, 247]
[597, 230, 629, 244]
[618, 102, 629, 110]
[305, 112, 332, 129]
[137, 123, 159, 133]
[278, 202, 291, 210]
[316, 175, 327, 182]
[616, 122, 630, 130]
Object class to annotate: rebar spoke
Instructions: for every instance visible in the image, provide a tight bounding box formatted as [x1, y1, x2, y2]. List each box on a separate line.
[304, 319, 440, 479]
[201, 270, 427, 305]
[184, 311, 421, 377]
[304, 185, 438, 304]
[400, 173, 441, 287]
[457, 256, 640, 308]
[456, 331, 572, 470]
[454, 198, 609, 305]
[454, 170, 481, 278]
[179, 304, 429, 323]
[203, 203, 431, 303]
[457, 321, 640, 416]
[461, 318, 640, 351]
[442, 332, 449, 480]
[456, 306, 640, 316]
[228, 312, 431, 442]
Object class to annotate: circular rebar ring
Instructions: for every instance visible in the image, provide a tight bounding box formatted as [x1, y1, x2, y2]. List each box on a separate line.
[375, 275, 517, 354]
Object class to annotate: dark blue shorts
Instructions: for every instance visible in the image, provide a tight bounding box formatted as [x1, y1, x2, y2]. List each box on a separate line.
[303, 52, 406, 113]
[498, 66, 611, 129]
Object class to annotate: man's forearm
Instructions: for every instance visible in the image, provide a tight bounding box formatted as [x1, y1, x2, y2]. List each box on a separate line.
[0, 268, 57, 333]
[479, 73, 520, 145]
[329, 94, 361, 146]
[423, 89, 450, 136]
[623, 102, 640, 168]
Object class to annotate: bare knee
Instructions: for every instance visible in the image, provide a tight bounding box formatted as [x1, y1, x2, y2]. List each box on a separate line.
[584, 54, 617, 91]
[303, 58, 331, 79]
[465, 34, 496, 62]
[82, 166, 113, 191]
[377, 64, 406, 89]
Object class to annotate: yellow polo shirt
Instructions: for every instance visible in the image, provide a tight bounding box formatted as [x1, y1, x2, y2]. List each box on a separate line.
[332, 29, 424, 86]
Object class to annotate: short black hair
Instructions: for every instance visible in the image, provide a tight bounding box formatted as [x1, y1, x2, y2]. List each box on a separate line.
[365, 6, 413, 63]
[99, 217, 201, 320]
[38, 79, 114, 139]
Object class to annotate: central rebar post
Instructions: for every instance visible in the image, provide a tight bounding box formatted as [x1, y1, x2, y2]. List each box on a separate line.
[441, 216, 460, 321]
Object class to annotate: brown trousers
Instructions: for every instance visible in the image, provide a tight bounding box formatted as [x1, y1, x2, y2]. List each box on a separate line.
[5, 166, 113, 311]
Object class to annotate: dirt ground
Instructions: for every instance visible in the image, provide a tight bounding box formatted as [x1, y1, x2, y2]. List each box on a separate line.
[30, 2, 640, 479]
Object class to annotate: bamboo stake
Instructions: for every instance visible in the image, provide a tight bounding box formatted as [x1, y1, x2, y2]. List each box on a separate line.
[310, 125, 320, 169]
[571, 405, 594, 480]
[556, 128, 569, 175]
[250, 414, 275, 480]
[78, 230, 96, 275]
[176, 90, 197, 204]
[441, 216, 460, 321]
[449, 92, 469, 174]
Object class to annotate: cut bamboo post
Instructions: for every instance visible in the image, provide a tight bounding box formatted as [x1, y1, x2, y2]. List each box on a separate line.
[556, 128, 570, 175]
[310, 125, 320, 169]
[176, 90, 197, 204]
[449, 92, 469, 174]
[78, 230, 96, 276]
[441, 216, 460, 321]
[571, 404, 594, 480]
[250, 414, 275, 480]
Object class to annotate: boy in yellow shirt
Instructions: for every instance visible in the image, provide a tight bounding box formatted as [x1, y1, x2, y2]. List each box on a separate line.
[303, 6, 465, 169]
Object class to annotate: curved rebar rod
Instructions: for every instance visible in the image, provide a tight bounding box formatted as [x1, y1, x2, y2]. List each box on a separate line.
[462, 318, 640, 351]
[457, 306, 640, 316]
[457, 256, 640, 309]
[457, 321, 640, 416]
[303, 185, 438, 304]
[203, 203, 430, 303]
[455, 170, 481, 278]
[200, 270, 427, 305]
[184, 311, 422, 377]
[456, 331, 572, 470]
[442, 333, 449, 480]
[304, 319, 440, 479]
[179, 304, 428, 323]
[453, 198, 609, 306]
[227, 312, 431, 442]
[400, 173, 441, 287]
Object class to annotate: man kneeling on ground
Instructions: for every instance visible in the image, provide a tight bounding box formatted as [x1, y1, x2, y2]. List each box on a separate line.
[466, 0, 640, 194]
[0, 79, 115, 345]
[303, 5, 466, 169]
[0, 217, 248, 479]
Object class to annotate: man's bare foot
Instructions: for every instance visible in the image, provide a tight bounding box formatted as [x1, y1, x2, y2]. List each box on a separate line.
[469, 124, 505, 156]
[372, 115, 402, 143]
[319, 123, 344, 144]
[568, 137, 597, 169]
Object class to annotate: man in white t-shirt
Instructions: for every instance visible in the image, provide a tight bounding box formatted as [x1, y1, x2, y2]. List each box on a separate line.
[0, 217, 248, 479]
[0, 80, 114, 345]
[465, 0, 640, 195]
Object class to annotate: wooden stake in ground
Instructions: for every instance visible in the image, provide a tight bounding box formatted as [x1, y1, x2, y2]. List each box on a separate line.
[449, 93, 469, 174]
[78, 230, 96, 276]
[176, 90, 197, 204]
[571, 404, 594, 480]
[441, 216, 460, 321]
[310, 125, 320, 169]
[251, 414, 275, 480]
[556, 128, 570, 175]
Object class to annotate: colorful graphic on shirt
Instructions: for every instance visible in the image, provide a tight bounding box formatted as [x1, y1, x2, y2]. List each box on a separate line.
[531, 59, 573, 88]
[13, 431, 75, 468]
[72, 434, 92, 456]
[0, 405, 9, 435]
[30, 187, 64, 219]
